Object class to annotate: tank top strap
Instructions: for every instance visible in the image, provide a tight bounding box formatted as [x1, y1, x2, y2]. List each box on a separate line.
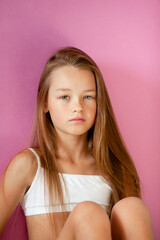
[28, 147, 41, 167]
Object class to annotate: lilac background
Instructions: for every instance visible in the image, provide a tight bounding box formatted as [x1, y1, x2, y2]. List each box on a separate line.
[0, 0, 160, 239]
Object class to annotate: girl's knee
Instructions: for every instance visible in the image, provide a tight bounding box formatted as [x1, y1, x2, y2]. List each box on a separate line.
[72, 201, 110, 226]
[111, 197, 149, 219]
[66, 201, 112, 239]
[111, 196, 152, 231]
[111, 197, 154, 239]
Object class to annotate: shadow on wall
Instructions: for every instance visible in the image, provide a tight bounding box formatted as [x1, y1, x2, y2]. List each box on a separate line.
[1, 206, 28, 239]
[101, 64, 160, 239]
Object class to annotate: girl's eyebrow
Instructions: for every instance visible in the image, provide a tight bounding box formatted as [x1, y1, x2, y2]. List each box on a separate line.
[56, 88, 96, 92]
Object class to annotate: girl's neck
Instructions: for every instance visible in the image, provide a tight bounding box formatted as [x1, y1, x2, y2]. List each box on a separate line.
[56, 133, 89, 164]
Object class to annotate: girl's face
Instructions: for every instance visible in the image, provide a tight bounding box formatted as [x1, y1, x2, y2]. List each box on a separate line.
[45, 66, 97, 138]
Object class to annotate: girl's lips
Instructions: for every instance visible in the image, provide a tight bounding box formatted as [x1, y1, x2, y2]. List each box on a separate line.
[69, 118, 85, 122]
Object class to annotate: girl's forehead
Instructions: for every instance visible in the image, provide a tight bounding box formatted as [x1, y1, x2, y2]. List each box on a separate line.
[49, 66, 96, 90]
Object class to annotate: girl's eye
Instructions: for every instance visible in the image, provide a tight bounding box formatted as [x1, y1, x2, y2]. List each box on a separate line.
[60, 96, 69, 100]
[84, 96, 93, 100]
[59, 95, 95, 100]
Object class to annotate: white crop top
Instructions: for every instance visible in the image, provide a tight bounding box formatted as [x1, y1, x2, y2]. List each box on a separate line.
[21, 148, 112, 216]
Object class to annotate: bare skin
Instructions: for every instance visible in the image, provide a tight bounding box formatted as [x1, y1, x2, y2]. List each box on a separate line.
[0, 148, 155, 240]
[56, 201, 112, 240]
[0, 147, 102, 240]
[56, 198, 155, 240]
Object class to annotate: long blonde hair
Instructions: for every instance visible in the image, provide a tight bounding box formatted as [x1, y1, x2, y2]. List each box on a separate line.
[31, 46, 141, 236]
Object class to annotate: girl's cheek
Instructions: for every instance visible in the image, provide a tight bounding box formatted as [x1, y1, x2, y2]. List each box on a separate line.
[55, 105, 67, 117]
[89, 102, 96, 111]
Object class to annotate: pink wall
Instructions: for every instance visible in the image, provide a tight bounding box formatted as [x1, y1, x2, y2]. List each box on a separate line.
[0, 0, 160, 239]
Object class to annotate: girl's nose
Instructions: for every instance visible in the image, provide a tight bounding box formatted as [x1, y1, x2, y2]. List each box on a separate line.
[72, 106, 83, 113]
[72, 101, 84, 113]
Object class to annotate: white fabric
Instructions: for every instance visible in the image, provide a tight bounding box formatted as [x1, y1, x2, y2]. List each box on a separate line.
[21, 148, 112, 216]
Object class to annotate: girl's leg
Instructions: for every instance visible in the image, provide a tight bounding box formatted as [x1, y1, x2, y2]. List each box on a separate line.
[56, 201, 112, 240]
[111, 197, 155, 240]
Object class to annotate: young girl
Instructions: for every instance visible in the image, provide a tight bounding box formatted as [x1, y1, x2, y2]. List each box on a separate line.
[0, 47, 154, 240]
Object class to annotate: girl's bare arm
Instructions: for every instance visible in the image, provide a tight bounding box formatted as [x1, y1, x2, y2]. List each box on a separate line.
[0, 149, 36, 235]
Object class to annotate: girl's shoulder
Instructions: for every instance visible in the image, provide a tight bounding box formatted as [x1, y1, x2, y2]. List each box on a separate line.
[0, 148, 40, 233]
[5, 148, 40, 190]
[9, 147, 38, 170]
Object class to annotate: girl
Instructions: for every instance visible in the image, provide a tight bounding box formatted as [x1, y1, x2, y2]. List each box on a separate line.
[0, 47, 154, 239]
